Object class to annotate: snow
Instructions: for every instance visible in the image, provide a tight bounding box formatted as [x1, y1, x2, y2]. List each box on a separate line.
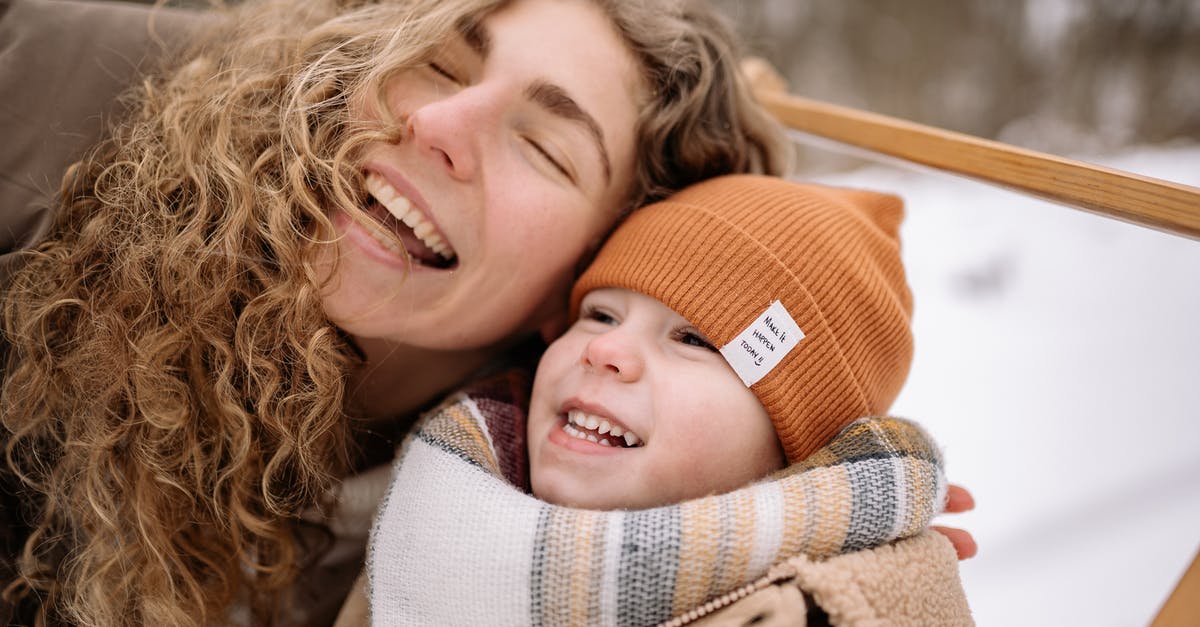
[807, 143, 1200, 625]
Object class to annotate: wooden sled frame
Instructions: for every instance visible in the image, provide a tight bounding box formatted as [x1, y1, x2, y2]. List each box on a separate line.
[745, 61, 1200, 624]
[744, 59, 1200, 241]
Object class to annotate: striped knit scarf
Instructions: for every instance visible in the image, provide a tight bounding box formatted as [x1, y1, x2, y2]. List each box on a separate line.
[368, 370, 946, 626]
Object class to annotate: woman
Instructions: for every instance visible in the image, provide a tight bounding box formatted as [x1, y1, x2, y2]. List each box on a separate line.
[0, 0, 789, 624]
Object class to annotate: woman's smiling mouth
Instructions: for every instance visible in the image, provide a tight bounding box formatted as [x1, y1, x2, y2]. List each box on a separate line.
[363, 172, 457, 268]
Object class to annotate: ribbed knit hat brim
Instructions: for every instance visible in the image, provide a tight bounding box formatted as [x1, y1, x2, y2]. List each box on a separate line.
[572, 175, 913, 462]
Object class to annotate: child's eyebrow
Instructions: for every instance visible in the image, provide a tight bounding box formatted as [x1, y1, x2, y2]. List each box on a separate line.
[457, 17, 613, 185]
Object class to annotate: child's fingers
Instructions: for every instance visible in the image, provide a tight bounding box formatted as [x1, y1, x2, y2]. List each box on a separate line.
[931, 525, 978, 560]
[936, 485, 977, 560]
[944, 484, 975, 513]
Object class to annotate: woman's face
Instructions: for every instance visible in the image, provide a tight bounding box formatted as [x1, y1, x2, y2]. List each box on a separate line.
[318, 0, 644, 352]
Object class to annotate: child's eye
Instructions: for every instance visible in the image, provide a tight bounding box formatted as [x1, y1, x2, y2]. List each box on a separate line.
[674, 329, 718, 352]
[581, 305, 617, 326]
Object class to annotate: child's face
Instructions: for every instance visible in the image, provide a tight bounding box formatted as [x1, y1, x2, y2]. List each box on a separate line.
[527, 288, 786, 510]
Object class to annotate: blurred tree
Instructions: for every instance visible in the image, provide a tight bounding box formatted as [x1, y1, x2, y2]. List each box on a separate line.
[711, 0, 1200, 156]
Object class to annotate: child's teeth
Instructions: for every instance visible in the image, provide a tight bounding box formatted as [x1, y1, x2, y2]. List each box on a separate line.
[563, 410, 641, 447]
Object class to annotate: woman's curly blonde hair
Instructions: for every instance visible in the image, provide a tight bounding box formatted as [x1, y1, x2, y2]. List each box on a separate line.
[0, 0, 788, 624]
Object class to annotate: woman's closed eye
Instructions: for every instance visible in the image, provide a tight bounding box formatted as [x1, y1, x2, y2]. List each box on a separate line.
[427, 61, 462, 85]
[525, 137, 573, 181]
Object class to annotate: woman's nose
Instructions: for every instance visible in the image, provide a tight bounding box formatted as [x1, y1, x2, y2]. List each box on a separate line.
[405, 87, 494, 181]
[581, 330, 644, 382]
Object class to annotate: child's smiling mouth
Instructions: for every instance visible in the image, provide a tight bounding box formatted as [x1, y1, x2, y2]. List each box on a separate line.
[561, 408, 642, 448]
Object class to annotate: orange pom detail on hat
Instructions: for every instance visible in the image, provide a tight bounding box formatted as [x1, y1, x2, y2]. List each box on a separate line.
[571, 174, 913, 463]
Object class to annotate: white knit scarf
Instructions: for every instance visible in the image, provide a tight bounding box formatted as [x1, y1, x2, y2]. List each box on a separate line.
[368, 370, 945, 626]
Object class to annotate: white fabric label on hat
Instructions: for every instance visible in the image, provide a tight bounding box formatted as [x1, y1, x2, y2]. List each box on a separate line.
[719, 300, 805, 387]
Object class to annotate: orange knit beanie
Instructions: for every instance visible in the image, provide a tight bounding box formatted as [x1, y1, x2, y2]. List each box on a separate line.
[571, 174, 913, 463]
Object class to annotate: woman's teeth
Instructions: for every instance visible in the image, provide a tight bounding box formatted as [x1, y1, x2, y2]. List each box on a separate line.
[364, 173, 456, 260]
[564, 408, 641, 447]
[358, 210, 408, 257]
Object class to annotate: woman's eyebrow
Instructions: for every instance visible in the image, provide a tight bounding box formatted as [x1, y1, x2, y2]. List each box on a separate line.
[461, 18, 612, 185]
[459, 18, 491, 56]
[524, 81, 613, 185]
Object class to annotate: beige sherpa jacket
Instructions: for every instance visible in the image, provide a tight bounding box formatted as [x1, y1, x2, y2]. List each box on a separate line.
[334, 529, 972, 626]
[677, 530, 972, 627]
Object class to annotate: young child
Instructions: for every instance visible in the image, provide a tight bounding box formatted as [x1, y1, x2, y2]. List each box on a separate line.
[365, 175, 955, 625]
[525, 172, 917, 512]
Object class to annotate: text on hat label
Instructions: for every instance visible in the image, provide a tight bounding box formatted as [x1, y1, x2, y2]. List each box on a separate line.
[719, 300, 805, 387]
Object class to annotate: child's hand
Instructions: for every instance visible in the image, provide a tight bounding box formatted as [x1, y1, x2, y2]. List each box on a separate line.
[932, 484, 977, 560]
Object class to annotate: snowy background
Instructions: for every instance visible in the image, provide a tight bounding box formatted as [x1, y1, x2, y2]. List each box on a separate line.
[808, 144, 1200, 625]
[702, 1, 1199, 622]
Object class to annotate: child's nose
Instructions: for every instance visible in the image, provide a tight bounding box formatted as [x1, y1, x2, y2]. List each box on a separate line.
[580, 330, 644, 382]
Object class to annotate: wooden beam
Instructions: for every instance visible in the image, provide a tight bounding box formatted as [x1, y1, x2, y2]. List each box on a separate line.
[746, 63, 1200, 240]
[1150, 548, 1200, 626]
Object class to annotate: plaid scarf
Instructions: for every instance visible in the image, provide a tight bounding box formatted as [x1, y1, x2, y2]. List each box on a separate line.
[368, 370, 946, 626]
